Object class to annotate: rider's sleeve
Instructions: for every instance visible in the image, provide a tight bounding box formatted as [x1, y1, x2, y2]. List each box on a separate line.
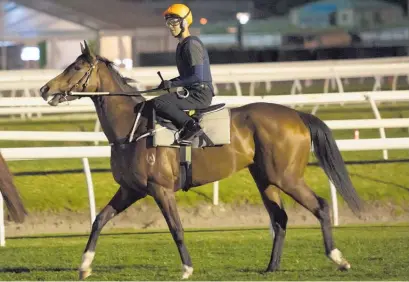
[171, 40, 204, 87]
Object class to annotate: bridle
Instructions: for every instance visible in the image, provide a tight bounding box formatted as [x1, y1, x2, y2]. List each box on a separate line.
[66, 59, 99, 95]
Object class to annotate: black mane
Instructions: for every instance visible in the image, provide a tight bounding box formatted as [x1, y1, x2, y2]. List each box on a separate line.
[96, 55, 138, 92]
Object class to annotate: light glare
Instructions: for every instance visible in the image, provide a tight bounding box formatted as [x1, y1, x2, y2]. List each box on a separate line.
[21, 47, 40, 61]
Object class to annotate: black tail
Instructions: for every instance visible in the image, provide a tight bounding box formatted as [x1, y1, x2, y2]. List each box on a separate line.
[0, 153, 27, 223]
[298, 112, 363, 215]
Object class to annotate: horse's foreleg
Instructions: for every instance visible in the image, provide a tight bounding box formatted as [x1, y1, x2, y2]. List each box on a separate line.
[149, 182, 193, 279]
[79, 186, 146, 280]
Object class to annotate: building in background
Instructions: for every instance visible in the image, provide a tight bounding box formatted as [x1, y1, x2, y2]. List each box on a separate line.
[289, 0, 404, 29]
[1, 0, 409, 68]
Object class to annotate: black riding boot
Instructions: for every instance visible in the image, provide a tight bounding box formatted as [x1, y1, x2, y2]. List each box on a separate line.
[177, 119, 203, 144]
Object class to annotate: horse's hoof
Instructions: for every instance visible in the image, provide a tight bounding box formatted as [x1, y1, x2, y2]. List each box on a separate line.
[329, 249, 351, 271]
[265, 266, 279, 273]
[338, 262, 351, 271]
[79, 268, 92, 280]
[181, 264, 193, 279]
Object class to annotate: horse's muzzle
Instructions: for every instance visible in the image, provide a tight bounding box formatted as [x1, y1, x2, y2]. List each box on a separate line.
[40, 84, 50, 101]
[40, 84, 62, 106]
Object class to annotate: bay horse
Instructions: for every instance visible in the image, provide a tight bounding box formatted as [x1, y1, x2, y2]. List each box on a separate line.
[40, 42, 362, 279]
[0, 152, 27, 223]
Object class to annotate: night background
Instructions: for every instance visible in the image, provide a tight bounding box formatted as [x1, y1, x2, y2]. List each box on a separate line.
[254, 0, 408, 15]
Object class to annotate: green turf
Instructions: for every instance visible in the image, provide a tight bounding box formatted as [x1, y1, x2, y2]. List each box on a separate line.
[0, 225, 408, 280]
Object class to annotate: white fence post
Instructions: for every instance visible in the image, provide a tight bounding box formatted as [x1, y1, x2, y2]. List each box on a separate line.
[334, 75, 344, 93]
[0, 191, 5, 246]
[329, 180, 339, 227]
[366, 95, 388, 160]
[93, 120, 101, 145]
[372, 76, 381, 91]
[82, 158, 96, 227]
[249, 82, 255, 96]
[234, 80, 242, 96]
[291, 79, 303, 95]
[213, 181, 219, 206]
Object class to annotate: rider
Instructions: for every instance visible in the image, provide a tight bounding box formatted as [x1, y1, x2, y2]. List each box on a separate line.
[152, 3, 214, 144]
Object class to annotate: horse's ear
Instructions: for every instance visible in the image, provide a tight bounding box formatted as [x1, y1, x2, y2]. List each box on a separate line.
[83, 40, 96, 59]
[80, 42, 85, 54]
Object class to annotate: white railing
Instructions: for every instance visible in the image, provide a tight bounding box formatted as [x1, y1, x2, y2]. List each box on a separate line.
[2, 90, 409, 159]
[1, 57, 409, 97]
[2, 90, 409, 115]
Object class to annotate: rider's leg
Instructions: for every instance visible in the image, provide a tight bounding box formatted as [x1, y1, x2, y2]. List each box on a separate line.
[152, 92, 195, 127]
[152, 91, 211, 143]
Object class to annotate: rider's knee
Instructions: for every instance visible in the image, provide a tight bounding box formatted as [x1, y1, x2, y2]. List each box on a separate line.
[152, 97, 168, 110]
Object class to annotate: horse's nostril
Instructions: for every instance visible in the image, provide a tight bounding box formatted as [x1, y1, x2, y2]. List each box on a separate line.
[40, 85, 49, 94]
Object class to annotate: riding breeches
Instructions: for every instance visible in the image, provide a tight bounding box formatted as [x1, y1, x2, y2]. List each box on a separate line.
[151, 90, 212, 128]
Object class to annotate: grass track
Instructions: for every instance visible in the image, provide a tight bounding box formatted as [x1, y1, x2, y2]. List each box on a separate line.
[0, 225, 408, 280]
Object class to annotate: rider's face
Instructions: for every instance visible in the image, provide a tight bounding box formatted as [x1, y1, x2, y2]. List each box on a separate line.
[166, 17, 183, 37]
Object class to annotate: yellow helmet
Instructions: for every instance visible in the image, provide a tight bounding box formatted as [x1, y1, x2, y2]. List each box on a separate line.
[163, 4, 193, 26]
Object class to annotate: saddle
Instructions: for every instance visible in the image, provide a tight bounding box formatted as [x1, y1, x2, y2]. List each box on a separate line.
[152, 103, 230, 148]
[149, 103, 231, 192]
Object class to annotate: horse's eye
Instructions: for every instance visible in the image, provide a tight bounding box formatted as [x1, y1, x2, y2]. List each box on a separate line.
[74, 65, 81, 71]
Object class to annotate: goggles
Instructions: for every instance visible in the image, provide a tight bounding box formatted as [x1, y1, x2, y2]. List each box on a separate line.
[165, 17, 183, 27]
[164, 9, 191, 27]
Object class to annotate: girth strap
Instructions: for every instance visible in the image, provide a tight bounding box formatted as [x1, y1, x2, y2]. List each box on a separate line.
[180, 146, 192, 192]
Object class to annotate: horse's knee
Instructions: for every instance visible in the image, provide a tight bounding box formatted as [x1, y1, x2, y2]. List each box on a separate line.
[92, 211, 114, 231]
[91, 215, 104, 231]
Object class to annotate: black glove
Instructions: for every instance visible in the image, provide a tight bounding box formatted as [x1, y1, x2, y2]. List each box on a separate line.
[158, 80, 172, 90]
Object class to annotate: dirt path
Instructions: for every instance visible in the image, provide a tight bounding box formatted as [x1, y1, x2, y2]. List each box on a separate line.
[4, 202, 409, 237]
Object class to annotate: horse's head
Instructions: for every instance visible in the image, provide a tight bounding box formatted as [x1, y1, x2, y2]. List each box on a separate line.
[40, 41, 100, 106]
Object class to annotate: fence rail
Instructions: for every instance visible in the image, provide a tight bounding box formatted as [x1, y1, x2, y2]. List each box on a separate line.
[2, 57, 409, 96]
[1, 90, 408, 160]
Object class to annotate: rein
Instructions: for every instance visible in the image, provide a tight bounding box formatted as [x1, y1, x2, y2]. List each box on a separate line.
[65, 59, 183, 97]
[69, 87, 170, 97]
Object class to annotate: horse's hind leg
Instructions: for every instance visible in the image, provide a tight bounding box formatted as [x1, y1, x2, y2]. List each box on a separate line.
[282, 179, 351, 270]
[249, 165, 288, 272]
[148, 182, 193, 279]
[79, 186, 146, 280]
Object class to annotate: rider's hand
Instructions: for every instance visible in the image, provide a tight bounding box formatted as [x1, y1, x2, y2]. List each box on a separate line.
[159, 80, 172, 90]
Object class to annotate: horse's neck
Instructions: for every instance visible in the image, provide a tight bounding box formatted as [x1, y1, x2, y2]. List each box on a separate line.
[92, 73, 146, 143]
